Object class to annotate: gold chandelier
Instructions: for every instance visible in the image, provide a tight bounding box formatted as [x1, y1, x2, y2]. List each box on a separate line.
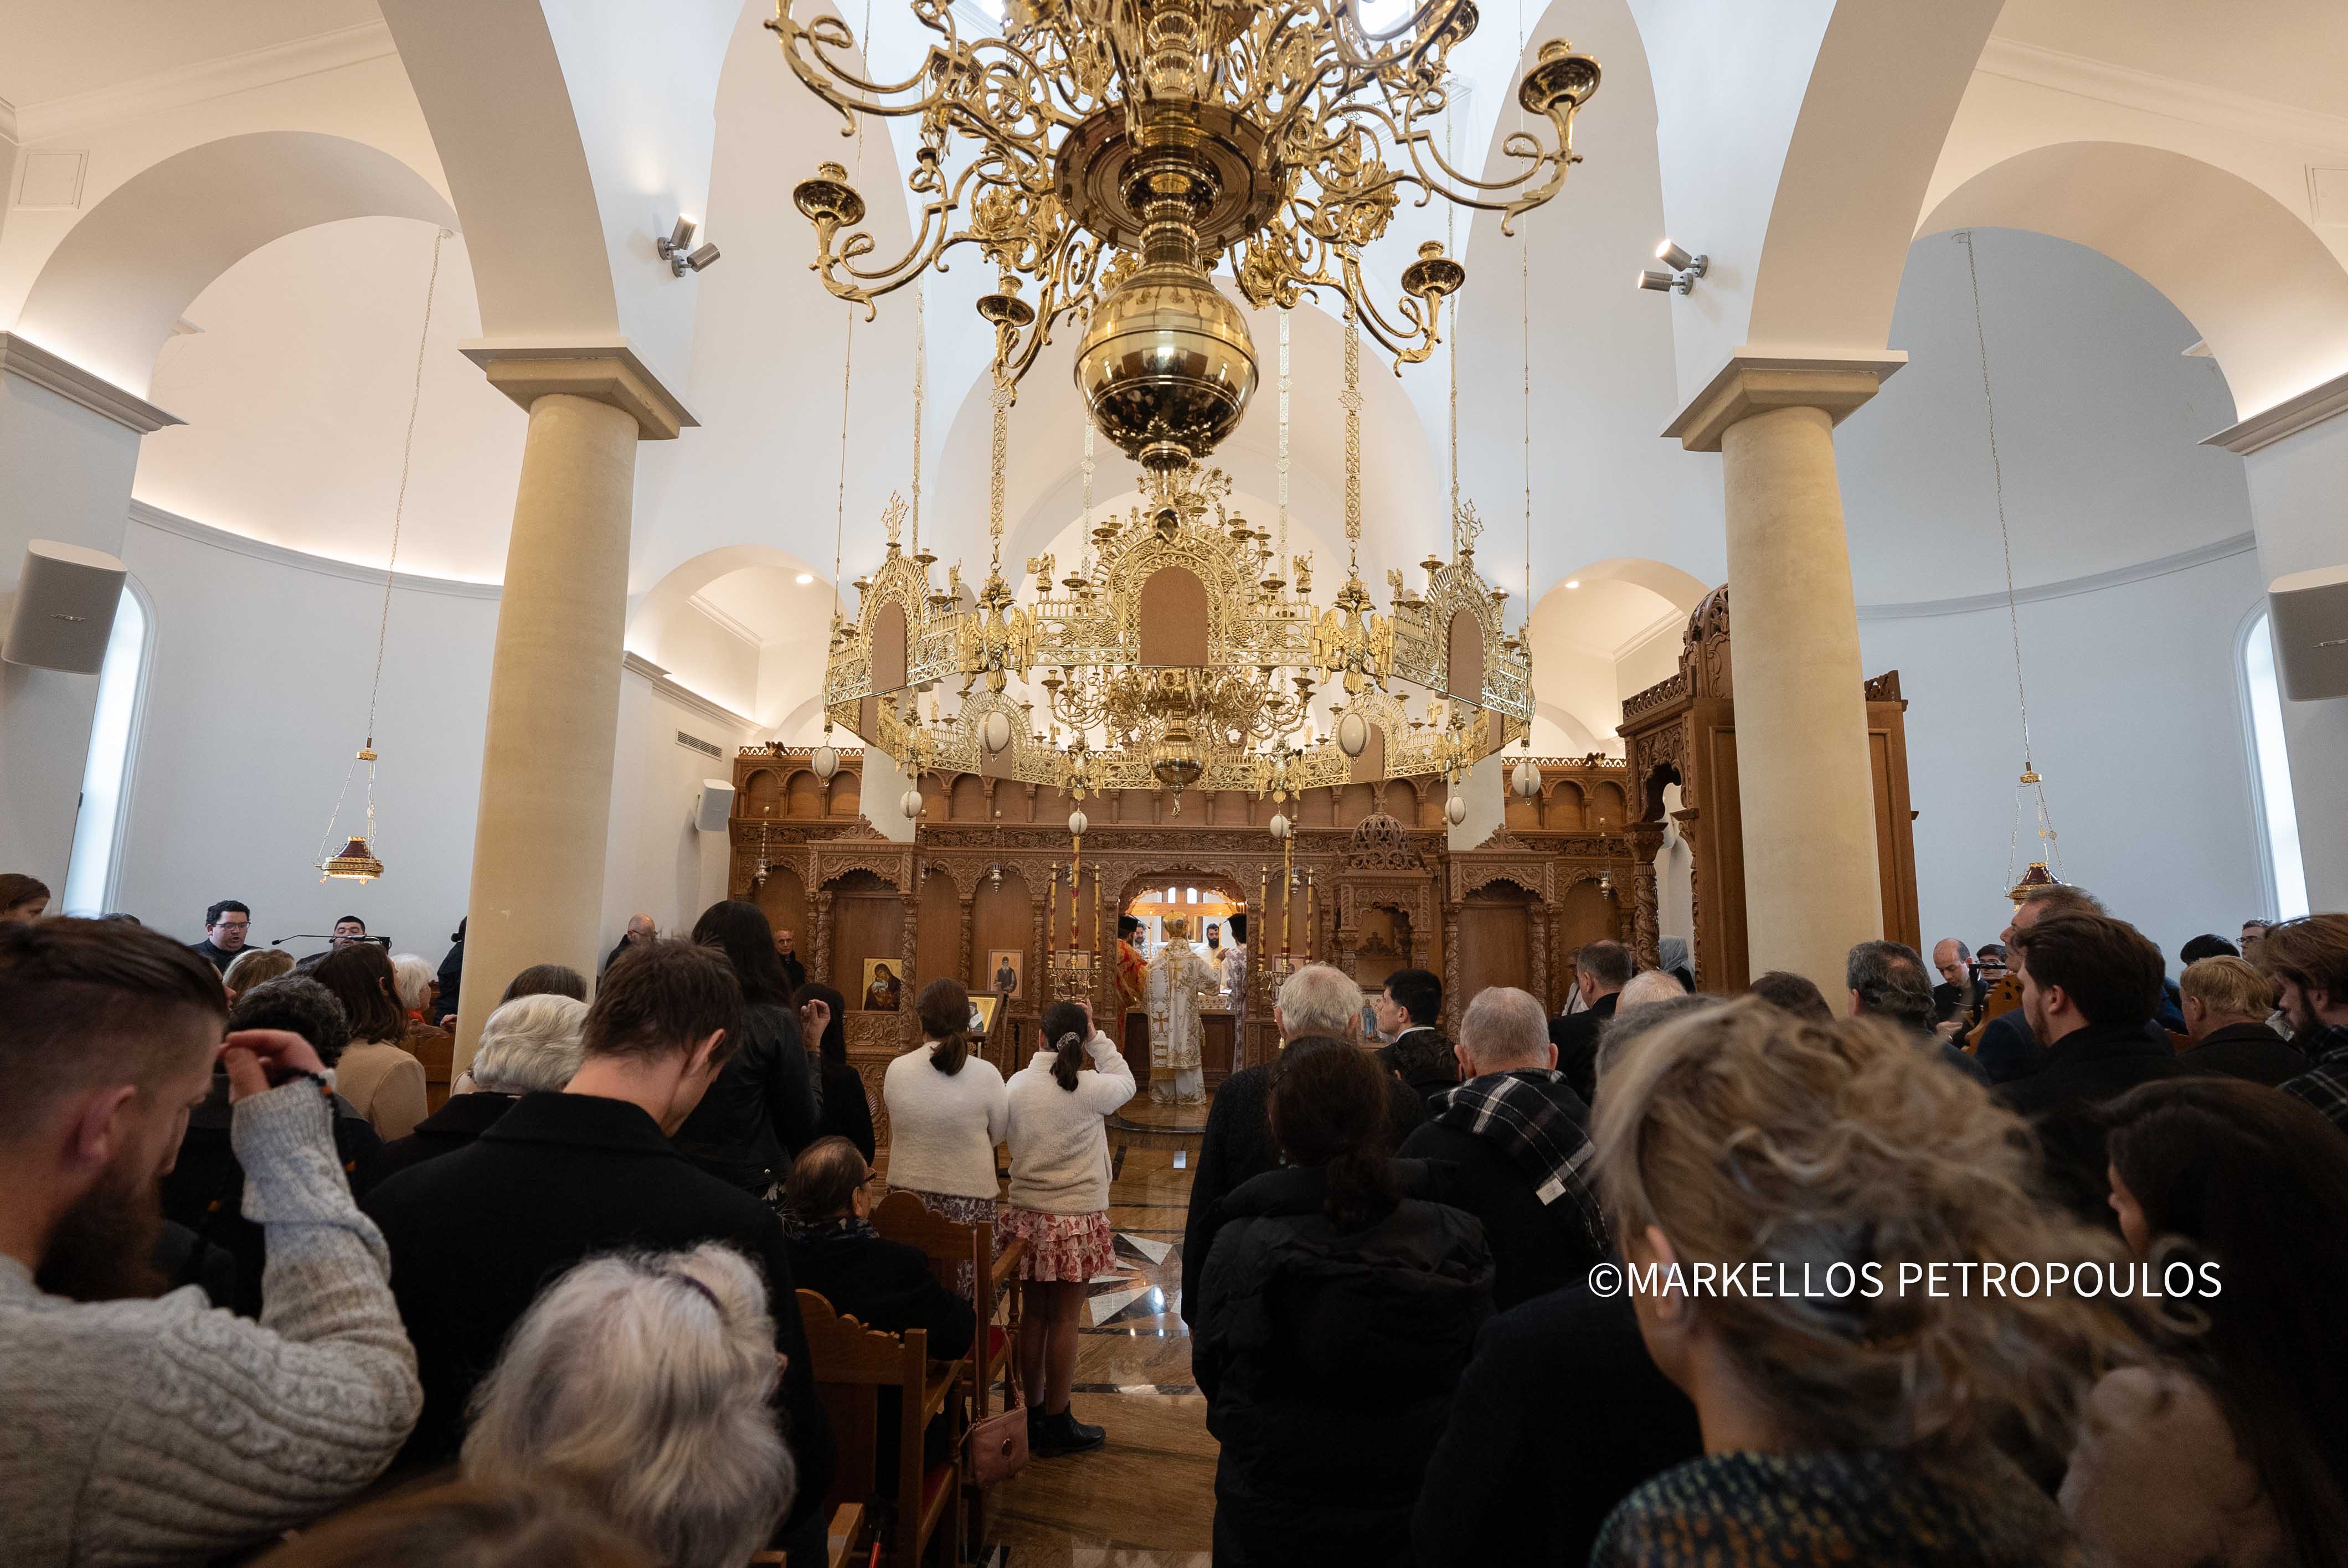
[821, 296, 1528, 811]
[772, 0, 1600, 472]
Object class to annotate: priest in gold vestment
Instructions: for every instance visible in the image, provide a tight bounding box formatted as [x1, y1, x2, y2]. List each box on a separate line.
[1146, 916, 1219, 1104]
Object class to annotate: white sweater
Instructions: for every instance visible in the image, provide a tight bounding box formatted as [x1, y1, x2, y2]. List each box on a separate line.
[0, 1080, 421, 1568]
[1004, 1033, 1135, 1214]
[881, 1042, 1009, 1199]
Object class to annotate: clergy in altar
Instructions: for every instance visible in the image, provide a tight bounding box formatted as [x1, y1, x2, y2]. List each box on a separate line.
[1147, 916, 1221, 1105]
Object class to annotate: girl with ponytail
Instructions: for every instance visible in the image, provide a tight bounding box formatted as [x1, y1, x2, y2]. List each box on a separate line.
[879, 977, 1008, 1281]
[1001, 997, 1135, 1456]
[1193, 1044, 1493, 1567]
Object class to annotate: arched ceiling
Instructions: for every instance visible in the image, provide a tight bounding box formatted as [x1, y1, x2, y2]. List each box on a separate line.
[24, 0, 2348, 643]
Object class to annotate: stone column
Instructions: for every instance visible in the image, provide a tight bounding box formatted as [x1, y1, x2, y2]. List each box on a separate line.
[451, 348, 690, 1074]
[1666, 353, 1902, 1008]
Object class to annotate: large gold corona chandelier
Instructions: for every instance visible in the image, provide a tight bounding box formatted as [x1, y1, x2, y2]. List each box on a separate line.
[780, 0, 1584, 812]
[773, 0, 1600, 470]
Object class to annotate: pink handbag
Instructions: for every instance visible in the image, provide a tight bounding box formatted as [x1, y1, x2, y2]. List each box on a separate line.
[963, 1362, 1030, 1485]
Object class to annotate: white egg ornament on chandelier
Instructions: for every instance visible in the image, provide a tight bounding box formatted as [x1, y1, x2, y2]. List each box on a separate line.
[810, 731, 841, 781]
[1446, 791, 1469, 826]
[1511, 756, 1542, 800]
[981, 710, 1014, 755]
[900, 787, 924, 819]
[1335, 710, 1370, 760]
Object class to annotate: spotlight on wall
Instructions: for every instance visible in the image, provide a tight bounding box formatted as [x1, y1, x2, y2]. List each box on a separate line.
[658, 218, 721, 276]
[1638, 239, 1707, 295]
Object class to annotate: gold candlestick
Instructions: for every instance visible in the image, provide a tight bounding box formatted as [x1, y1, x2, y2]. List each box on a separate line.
[1306, 869, 1318, 961]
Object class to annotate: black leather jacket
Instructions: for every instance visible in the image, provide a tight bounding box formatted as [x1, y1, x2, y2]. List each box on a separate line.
[672, 1001, 822, 1194]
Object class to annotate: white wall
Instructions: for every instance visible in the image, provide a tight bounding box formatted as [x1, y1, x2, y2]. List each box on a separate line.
[0, 371, 145, 886]
[111, 508, 495, 958]
[596, 666, 751, 955]
[1861, 547, 2269, 966]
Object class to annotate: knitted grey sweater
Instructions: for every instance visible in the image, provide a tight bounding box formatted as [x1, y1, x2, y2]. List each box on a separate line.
[0, 1078, 422, 1567]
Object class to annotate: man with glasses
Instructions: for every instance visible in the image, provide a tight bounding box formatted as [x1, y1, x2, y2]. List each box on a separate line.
[189, 900, 252, 974]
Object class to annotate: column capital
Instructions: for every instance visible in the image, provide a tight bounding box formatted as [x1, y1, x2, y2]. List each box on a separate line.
[460, 338, 698, 441]
[1663, 349, 1907, 453]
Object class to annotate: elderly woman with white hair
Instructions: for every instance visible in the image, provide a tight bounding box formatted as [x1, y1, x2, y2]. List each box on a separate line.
[461, 1242, 796, 1568]
[390, 950, 456, 1110]
[375, 992, 588, 1180]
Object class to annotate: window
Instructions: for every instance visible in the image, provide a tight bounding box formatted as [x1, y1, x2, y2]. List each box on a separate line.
[63, 582, 152, 915]
[2240, 611, 2308, 920]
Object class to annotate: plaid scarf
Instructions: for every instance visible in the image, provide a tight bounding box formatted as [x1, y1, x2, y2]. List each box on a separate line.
[781, 1213, 879, 1244]
[1433, 1068, 1608, 1254]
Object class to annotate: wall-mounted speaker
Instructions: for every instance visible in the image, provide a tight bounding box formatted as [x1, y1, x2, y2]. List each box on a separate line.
[696, 778, 736, 833]
[3, 540, 126, 673]
[2269, 563, 2348, 702]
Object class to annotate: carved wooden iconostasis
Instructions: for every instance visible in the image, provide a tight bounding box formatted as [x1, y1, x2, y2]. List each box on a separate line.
[1617, 584, 1923, 994]
[729, 586, 1922, 1153]
[729, 752, 1649, 1151]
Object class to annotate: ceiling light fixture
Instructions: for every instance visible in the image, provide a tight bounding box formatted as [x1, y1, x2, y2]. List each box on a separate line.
[795, 572, 814, 585]
[658, 216, 720, 276]
[1565, 579, 1580, 589]
[1637, 238, 1706, 295]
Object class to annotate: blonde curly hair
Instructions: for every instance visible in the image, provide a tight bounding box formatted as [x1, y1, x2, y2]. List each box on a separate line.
[1593, 997, 2146, 1469]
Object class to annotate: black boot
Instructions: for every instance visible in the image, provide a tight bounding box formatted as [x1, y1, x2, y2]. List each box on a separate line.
[1029, 1407, 1106, 1457]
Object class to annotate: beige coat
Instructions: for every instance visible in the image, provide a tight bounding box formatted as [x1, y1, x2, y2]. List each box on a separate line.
[2062, 1364, 2287, 1568]
[335, 1038, 428, 1142]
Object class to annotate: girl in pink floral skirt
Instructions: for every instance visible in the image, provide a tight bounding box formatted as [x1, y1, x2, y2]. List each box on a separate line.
[1001, 997, 1135, 1456]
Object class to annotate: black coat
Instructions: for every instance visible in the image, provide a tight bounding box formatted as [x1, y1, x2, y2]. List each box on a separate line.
[159, 1074, 384, 1318]
[1548, 992, 1618, 1107]
[1194, 1162, 1492, 1568]
[1413, 1283, 1702, 1568]
[435, 937, 464, 1026]
[812, 1055, 877, 1163]
[372, 1092, 516, 1182]
[1973, 1008, 2043, 1085]
[2178, 1021, 2306, 1087]
[786, 1223, 975, 1360]
[671, 1002, 822, 1195]
[1398, 1085, 1604, 1312]
[362, 1090, 834, 1542]
[1997, 1021, 2192, 1225]
[1379, 1028, 1459, 1111]
[1178, 1038, 1426, 1325]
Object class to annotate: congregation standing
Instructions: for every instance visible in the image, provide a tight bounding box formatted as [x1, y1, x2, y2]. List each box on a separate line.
[2, 878, 2346, 1567]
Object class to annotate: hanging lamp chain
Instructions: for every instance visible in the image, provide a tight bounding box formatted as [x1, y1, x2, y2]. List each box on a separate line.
[362, 229, 445, 739]
[1960, 229, 2036, 777]
[832, 300, 856, 636]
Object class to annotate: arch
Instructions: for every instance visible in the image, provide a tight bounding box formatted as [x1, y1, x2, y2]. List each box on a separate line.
[1919, 143, 2348, 420]
[948, 774, 990, 822]
[1548, 779, 1587, 830]
[785, 768, 826, 818]
[1591, 780, 1630, 831]
[17, 132, 456, 398]
[1445, 607, 1486, 704]
[742, 766, 784, 818]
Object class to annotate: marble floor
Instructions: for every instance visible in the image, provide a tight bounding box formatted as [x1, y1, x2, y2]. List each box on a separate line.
[985, 1096, 1216, 1567]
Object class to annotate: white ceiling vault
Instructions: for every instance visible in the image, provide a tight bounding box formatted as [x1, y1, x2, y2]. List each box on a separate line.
[4, 0, 2346, 745]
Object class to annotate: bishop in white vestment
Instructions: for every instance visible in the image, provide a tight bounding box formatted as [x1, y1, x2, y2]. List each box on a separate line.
[1146, 917, 1220, 1104]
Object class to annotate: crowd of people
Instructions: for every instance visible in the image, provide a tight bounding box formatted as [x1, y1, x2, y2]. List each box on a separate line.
[2, 869, 2345, 1566]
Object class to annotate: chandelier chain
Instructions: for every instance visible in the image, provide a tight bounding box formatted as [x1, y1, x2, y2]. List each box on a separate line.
[910, 276, 924, 551]
[989, 376, 1011, 571]
[1278, 305, 1291, 572]
[362, 227, 445, 742]
[1959, 230, 2033, 772]
[1445, 99, 1460, 529]
[832, 302, 856, 625]
[1342, 279, 1362, 573]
